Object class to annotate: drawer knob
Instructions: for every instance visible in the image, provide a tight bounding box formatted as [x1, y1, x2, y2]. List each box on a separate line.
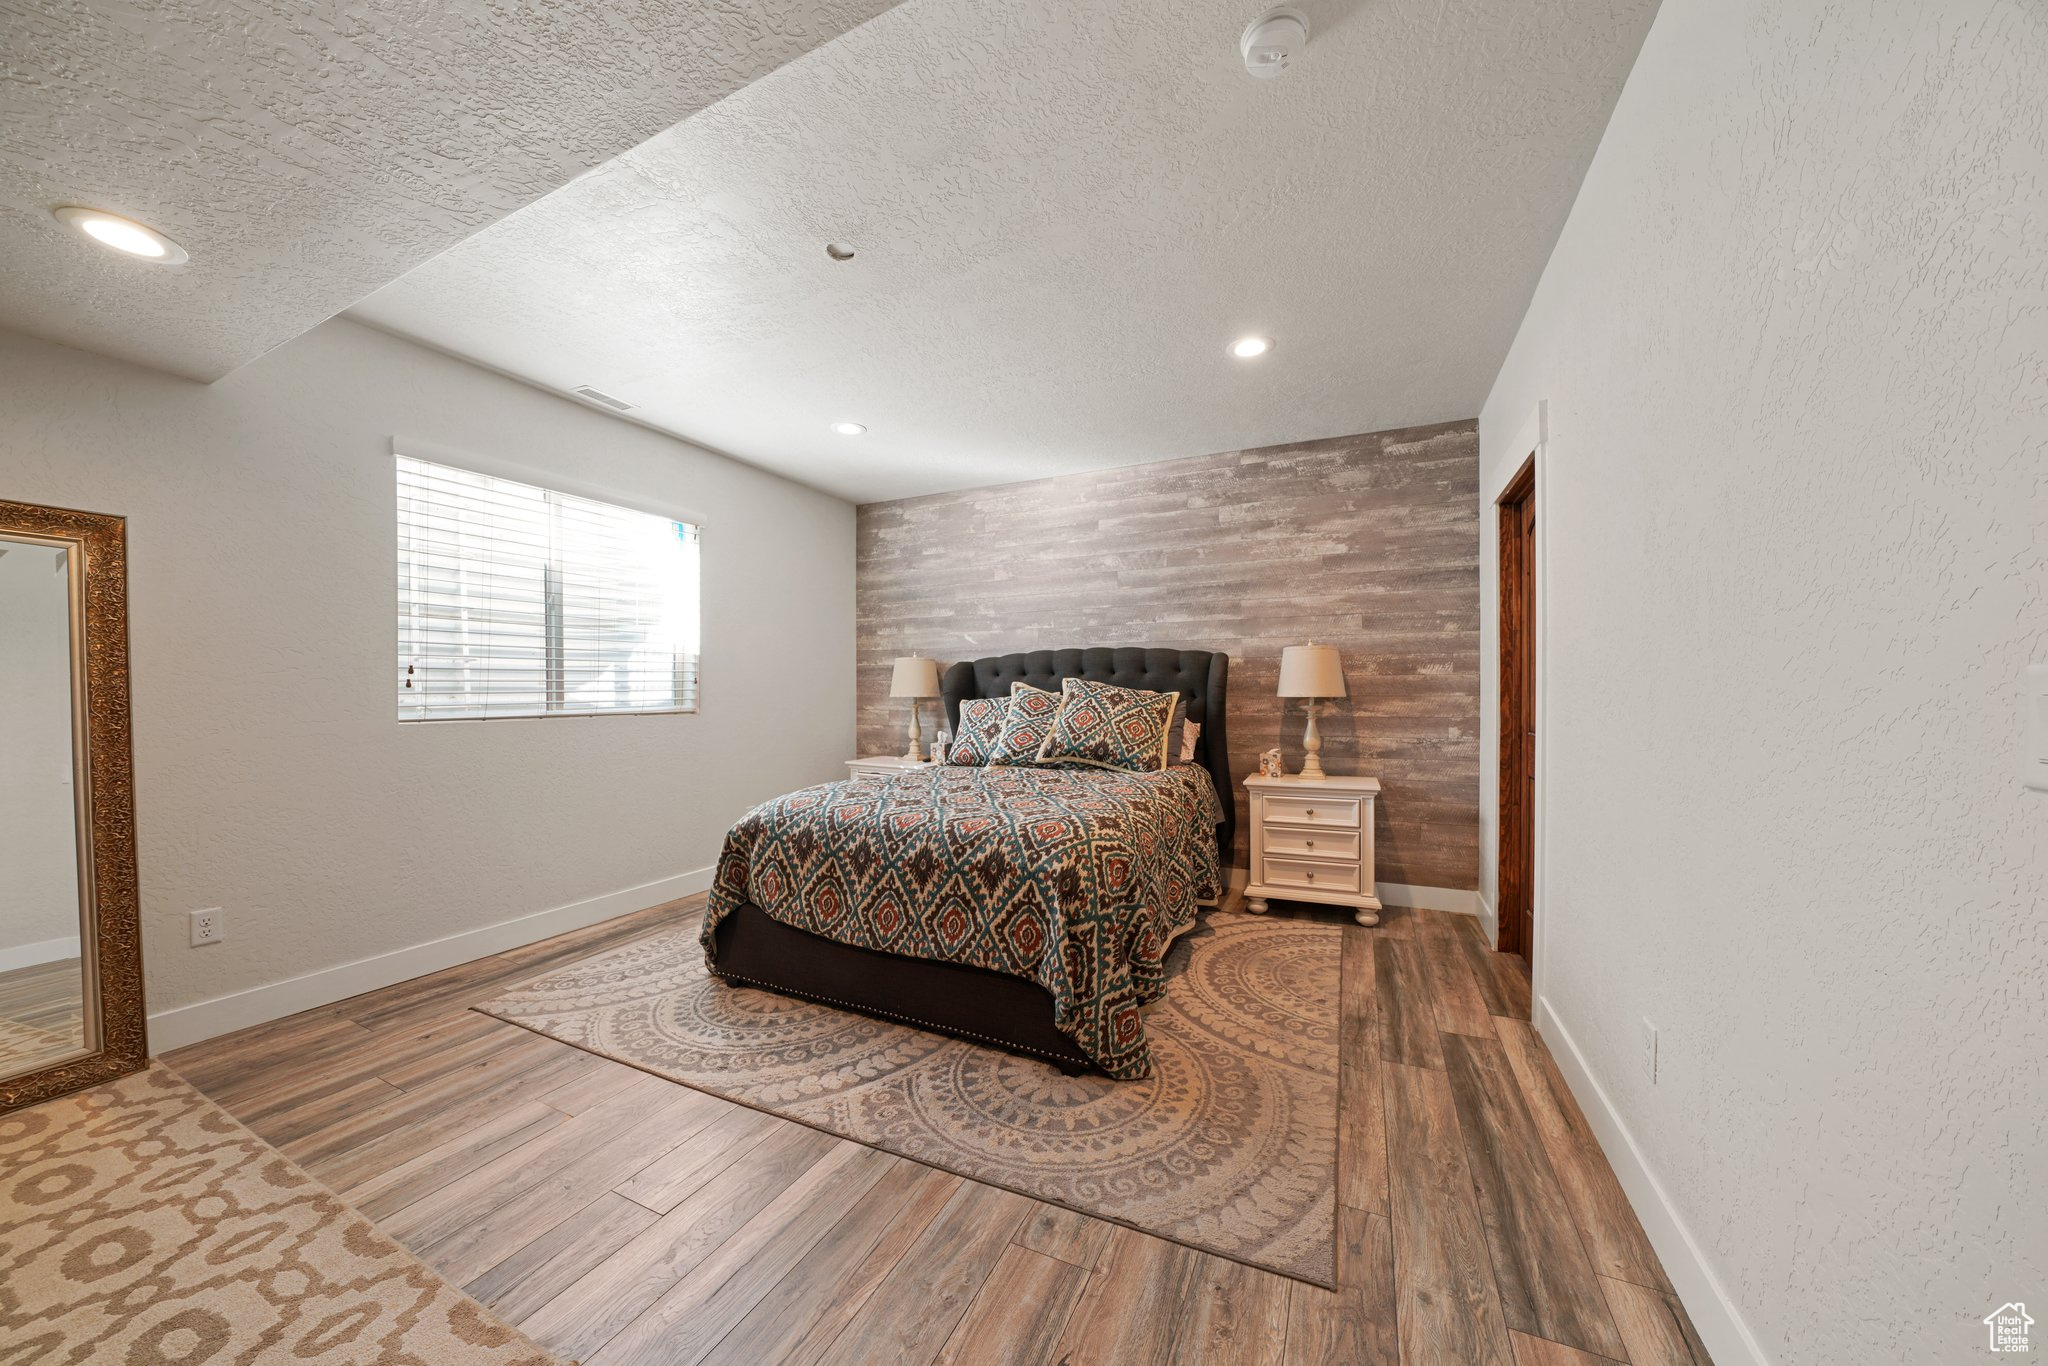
[1305, 809, 1315, 818]
[1306, 840, 1315, 848]
[1305, 870, 1315, 880]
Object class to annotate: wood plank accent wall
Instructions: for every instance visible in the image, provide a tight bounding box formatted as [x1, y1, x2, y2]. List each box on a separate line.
[855, 419, 1480, 891]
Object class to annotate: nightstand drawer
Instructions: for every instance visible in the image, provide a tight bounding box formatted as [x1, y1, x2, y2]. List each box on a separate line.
[1259, 856, 1362, 895]
[1262, 795, 1360, 828]
[1263, 826, 1361, 860]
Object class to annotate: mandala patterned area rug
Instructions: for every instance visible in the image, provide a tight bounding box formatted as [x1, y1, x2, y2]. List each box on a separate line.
[0, 1065, 561, 1365]
[477, 909, 1341, 1286]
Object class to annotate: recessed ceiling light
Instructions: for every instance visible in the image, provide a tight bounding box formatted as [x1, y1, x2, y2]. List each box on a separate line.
[52, 206, 188, 264]
[831, 421, 867, 436]
[1228, 335, 1274, 359]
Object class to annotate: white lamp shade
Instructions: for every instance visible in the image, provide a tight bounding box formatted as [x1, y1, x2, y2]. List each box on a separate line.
[889, 656, 941, 698]
[1277, 643, 1346, 698]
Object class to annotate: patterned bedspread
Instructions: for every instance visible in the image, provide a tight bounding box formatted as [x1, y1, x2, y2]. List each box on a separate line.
[701, 763, 1224, 1078]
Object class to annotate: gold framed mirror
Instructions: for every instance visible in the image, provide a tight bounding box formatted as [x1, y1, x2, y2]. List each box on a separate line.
[0, 499, 144, 1111]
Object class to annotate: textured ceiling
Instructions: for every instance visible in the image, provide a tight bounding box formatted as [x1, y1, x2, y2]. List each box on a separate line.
[0, 0, 900, 380]
[352, 0, 1659, 502]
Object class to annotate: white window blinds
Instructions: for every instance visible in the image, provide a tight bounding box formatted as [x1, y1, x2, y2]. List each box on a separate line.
[396, 455, 700, 721]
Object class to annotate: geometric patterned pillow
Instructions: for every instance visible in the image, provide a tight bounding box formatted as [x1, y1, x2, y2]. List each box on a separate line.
[985, 682, 1064, 766]
[1035, 677, 1180, 773]
[946, 695, 1007, 766]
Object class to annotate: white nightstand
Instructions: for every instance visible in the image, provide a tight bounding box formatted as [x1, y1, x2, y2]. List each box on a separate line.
[845, 755, 932, 782]
[1242, 772, 1383, 926]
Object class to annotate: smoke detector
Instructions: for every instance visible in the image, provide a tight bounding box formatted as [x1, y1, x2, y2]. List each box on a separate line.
[1240, 7, 1308, 78]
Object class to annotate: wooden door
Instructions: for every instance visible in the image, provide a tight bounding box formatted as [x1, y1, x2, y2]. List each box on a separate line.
[1497, 458, 1536, 960]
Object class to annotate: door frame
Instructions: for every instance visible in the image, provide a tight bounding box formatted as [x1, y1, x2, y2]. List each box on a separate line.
[1486, 402, 1548, 1003]
[1496, 454, 1536, 959]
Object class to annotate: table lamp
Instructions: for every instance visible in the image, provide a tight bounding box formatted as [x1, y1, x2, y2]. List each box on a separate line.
[890, 656, 941, 761]
[1277, 643, 1346, 779]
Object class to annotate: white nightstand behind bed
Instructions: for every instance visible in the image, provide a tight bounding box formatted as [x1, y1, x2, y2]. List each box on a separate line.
[846, 755, 932, 782]
[1242, 772, 1383, 926]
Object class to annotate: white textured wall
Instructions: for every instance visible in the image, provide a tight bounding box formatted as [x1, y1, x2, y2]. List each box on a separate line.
[0, 548, 82, 953]
[0, 319, 854, 1030]
[1478, 2, 2047, 1362]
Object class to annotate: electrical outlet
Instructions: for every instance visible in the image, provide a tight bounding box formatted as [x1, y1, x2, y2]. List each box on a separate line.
[1641, 1017, 1659, 1084]
[189, 908, 223, 947]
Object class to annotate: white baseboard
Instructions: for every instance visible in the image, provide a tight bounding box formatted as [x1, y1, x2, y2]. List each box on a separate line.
[1376, 882, 1479, 915]
[0, 934, 81, 974]
[1476, 891, 1499, 945]
[147, 867, 713, 1054]
[1535, 996, 1769, 1366]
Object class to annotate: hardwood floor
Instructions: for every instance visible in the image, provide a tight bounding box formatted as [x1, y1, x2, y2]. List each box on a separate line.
[162, 898, 1709, 1365]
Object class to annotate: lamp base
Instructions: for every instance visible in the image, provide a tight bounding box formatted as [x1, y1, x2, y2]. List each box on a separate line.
[903, 700, 924, 763]
[1296, 700, 1330, 779]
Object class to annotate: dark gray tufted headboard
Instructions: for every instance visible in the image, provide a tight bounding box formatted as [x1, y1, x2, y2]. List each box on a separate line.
[940, 647, 1232, 867]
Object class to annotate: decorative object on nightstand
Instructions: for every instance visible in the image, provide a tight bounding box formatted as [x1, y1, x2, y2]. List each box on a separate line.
[890, 656, 940, 761]
[1259, 747, 1283, 778]
[1241, 771, 1383, 926]
[846, 754, 928, 782]
[1277, 643, 1346, 779]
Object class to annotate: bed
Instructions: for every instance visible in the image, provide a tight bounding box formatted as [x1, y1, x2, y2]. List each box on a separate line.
[703, 647, 1233, 1077]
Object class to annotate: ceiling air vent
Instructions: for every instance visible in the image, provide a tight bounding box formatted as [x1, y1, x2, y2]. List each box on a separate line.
[571, 385, 635, 412]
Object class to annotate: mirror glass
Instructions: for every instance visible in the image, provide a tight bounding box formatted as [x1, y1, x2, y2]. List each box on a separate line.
[0, 534, 90, 1079]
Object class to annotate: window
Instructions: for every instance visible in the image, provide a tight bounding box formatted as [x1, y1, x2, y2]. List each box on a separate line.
[396, 455, 700, 720]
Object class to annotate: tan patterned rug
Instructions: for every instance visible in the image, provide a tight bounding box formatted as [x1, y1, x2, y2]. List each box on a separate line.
[0, 1065, 562, 1365]
[477, 909, 1340, 1286]
[0, 1015, 81, 1076]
